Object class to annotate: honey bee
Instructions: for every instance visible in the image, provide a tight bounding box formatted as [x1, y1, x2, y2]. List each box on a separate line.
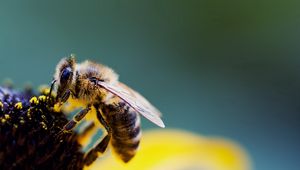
[50, 56, 165, 165]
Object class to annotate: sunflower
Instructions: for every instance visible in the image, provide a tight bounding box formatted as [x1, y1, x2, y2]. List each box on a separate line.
[0, 85, 251, 170]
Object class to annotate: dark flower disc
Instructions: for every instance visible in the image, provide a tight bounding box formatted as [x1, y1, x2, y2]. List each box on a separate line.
[0, 86, 85, 170]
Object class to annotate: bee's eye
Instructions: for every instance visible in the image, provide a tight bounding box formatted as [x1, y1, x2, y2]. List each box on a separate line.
[60, 67, 73, 83]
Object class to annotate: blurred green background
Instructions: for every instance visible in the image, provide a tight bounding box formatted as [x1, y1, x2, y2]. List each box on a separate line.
[0, 1, 299, 169]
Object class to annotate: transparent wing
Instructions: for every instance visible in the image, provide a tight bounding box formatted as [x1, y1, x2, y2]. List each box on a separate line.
[97, 81, 165, 128]
[118, 82, 162, 117]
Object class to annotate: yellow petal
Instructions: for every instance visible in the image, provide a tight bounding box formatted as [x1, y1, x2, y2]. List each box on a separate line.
[86, 129, 252, 170]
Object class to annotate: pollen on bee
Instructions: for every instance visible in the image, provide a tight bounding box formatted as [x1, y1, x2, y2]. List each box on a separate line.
[14, 102, 23, 109]
[30, 96, 39, 105]
[38, 95, 47, 102]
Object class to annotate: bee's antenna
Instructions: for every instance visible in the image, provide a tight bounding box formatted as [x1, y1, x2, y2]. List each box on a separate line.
[48, 79, 57, 100]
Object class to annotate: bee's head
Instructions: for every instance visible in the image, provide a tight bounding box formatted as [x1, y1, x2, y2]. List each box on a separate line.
[54, 56, 76, 102]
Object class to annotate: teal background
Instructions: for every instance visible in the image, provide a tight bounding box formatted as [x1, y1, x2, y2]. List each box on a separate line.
[0, 1, 299, 169]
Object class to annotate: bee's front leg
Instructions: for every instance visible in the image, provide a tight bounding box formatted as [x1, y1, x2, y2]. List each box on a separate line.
[60, 89, 71, 103]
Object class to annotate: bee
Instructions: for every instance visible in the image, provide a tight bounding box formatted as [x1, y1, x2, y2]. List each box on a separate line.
[50, 56, 165, 165]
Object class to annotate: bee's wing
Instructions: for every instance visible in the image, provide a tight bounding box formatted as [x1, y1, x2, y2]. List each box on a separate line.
[118, 82, 162, 117]
[97, 81, 165, 128]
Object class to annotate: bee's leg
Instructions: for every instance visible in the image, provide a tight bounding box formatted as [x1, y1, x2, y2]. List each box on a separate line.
[84, 134, 111, 165]
[84, 108, 111, 165]
[60, 89, 71, 103]
[63, 106, 91, 131]
[95, 108, 111, 152]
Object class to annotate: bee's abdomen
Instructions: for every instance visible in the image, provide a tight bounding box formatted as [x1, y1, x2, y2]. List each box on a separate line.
[104, 104, 141, 162]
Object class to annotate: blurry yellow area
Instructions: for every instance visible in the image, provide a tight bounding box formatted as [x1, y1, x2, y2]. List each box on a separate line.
[86, 129, 251, 170]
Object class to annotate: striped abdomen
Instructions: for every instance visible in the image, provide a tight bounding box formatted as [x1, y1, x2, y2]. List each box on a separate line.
[102, 102, 141, 162]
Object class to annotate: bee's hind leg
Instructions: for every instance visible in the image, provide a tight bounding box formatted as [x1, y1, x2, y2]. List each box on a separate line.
[84, 135, 111, 165]
[96, 107, 112, 153]
[84, 107, 111, 165]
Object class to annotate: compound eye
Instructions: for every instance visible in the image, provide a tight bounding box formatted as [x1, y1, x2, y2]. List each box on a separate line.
[60, 67, 73, 83]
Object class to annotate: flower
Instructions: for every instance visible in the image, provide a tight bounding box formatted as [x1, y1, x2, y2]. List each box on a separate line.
[0, 86, 85, 169]
[0, 85, 252, 170]
[87, 130, 252, 170]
